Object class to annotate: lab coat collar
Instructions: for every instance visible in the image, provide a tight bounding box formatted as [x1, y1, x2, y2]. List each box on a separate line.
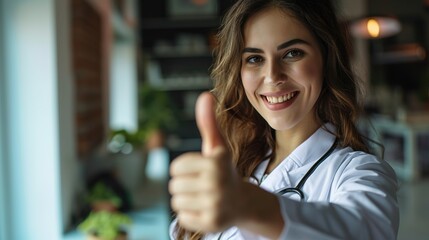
[288, 123, 336, 167]
[256, 123, 337, 192]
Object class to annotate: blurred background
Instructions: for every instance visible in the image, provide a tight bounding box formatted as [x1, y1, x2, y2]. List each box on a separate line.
[0, 0, 428, 239]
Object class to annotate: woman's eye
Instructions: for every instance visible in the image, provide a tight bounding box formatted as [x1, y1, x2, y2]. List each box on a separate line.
[284, 49, 304, 59]
[246, 56, 263, 64]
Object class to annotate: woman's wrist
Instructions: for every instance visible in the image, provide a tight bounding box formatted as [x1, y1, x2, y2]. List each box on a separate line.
[234, 181, 284, 239]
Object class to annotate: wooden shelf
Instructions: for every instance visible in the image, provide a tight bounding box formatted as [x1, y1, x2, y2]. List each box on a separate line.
[140, 17, 220, 30]
[150, 51, 213, 59]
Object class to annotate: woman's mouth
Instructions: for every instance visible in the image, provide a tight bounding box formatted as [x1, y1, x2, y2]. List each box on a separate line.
[264, 91, 298, 104]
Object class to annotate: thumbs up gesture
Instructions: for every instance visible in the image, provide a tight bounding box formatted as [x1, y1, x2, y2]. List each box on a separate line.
[169, 92, 242, 233]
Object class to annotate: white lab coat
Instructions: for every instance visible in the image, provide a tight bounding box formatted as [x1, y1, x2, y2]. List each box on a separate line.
[170, 123, 399, 239]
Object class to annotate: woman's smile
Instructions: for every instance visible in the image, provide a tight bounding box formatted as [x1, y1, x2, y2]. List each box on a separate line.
[261, 91, 299, 111]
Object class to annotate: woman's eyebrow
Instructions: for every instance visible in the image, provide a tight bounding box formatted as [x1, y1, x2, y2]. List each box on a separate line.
[277, 39, 310, 50]
[242, 47, 263, 54]
[242, 39, 310, 54]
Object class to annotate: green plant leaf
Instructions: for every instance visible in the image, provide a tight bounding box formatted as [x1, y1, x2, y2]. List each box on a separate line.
[78, 211, 132, 240]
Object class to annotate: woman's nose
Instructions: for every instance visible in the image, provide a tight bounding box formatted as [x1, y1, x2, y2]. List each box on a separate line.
[264, 59, 286, 85]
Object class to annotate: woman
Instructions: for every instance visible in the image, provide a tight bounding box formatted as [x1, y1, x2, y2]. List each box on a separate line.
[168, 0, 399, 239]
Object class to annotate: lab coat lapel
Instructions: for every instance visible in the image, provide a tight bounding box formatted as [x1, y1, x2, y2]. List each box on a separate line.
[258, 123, 337, 195]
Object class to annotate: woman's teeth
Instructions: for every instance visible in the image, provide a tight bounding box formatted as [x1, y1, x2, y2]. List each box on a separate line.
[266, 92, 295, 104]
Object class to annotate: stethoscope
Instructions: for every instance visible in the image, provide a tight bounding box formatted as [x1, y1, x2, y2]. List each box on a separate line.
[274, 138, 338, 201]
[216, 138, 338, 239]
[248, 138, 338, 201]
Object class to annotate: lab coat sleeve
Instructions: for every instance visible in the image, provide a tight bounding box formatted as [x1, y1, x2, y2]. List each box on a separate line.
[169, 218, 178, 239]
[277, 153, 399, 240]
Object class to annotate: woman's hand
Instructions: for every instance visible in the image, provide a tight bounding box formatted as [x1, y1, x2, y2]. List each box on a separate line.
[168, 92, 284, 238]
[168, 92, 242, 233]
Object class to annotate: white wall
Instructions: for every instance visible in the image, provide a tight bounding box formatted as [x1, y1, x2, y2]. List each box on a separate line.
[0, 0, 65, 239]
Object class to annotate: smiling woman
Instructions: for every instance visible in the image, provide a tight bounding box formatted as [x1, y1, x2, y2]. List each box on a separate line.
[168, 0, 399, 239]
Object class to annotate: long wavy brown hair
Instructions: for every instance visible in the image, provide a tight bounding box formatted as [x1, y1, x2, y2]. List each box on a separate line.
[173, 0, 369, 239]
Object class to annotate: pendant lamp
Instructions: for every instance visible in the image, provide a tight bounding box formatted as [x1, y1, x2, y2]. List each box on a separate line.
[350, 16, 402, 39]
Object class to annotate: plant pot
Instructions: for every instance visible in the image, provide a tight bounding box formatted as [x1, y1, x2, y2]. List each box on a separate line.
[91, 201, 118, 212]
[86, 231, 128, 240]
[86, 234, 102, 240]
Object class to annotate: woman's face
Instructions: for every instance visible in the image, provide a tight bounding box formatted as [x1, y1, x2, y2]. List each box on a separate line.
[241, 7, 323, 132]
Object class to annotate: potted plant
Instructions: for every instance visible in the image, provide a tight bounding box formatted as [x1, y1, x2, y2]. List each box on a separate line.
[78, 173, 132, 239]
[86, 181, 124, 212]
[137, 82, 177, 145]
[108, 82, 177, 152]
[78, 210, 132, 240]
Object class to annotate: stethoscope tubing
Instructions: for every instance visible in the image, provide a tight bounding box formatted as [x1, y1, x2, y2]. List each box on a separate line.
[275, 138, 338, 200]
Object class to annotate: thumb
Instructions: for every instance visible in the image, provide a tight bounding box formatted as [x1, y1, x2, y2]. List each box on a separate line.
[195, 92, 224, 156]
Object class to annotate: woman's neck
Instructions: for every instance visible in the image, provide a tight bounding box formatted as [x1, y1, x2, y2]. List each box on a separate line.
[266, 117, 321, 173]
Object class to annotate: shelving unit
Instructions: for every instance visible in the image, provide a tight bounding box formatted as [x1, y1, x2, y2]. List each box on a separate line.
[137, 0, 233, 159]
